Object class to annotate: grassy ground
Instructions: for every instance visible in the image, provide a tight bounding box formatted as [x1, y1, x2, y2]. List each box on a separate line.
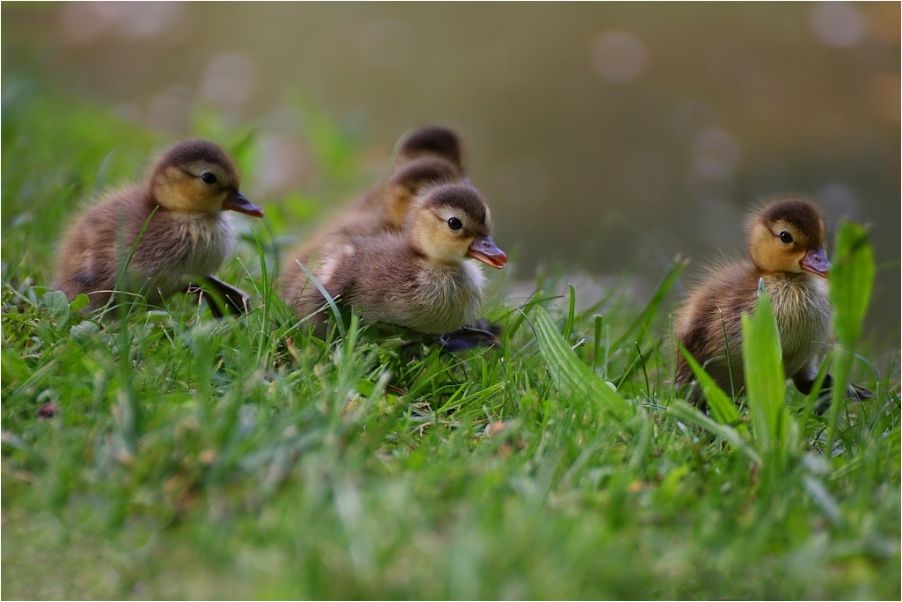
[2, 79, 900, 600]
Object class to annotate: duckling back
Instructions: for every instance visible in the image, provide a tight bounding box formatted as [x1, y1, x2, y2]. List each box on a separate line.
[675, 261, 752, 391]
[54, 186, 156, 307]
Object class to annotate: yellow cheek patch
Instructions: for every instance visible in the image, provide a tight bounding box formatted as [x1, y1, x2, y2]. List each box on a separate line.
[156, 169, 226, 213]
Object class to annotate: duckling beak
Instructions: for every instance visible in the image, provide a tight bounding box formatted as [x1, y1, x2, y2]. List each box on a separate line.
[223, 190, 264, 217]
[800, 248, 830, 277]
[467, 235, 508, 269]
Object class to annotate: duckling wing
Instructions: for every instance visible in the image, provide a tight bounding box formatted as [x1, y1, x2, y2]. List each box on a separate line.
[325, 236, 430, 328]
[676, 260, 758, 390]
[279, 233, 368, 322]
[278, 187, 394, 298]
[342, 242, 482, 334]
[53, 186, 148, 306]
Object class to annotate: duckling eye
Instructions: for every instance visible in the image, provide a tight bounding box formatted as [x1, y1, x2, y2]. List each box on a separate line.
[447, 217, 463, 231]
[200, 172, 218, 185]
[779, 231, 793, 244]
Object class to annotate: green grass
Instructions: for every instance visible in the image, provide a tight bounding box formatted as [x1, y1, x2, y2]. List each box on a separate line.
[2, 78, 900, 600]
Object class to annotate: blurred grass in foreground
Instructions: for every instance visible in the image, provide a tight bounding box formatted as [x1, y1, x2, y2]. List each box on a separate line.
[2, 79, 900, 600]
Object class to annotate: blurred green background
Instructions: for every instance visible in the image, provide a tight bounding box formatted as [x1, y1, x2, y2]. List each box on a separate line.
[3, 2, 899, 349]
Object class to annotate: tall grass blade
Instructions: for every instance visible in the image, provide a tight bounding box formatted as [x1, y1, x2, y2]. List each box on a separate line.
[829, 221, 875, 347]
[741, 291, 796, 466]
[532, 306, 631, 421]
[592, 314, 603, 370]
[562, 284, 576, 340]
[827, 221, 876, 451]
[115, 205, 159, 297]
[679, 345, 743, 430]
[253, 228, 274, 361]
[295, 258, 345, 339]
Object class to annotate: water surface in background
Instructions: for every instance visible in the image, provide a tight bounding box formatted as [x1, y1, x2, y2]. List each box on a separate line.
[4, 2, 899, 349]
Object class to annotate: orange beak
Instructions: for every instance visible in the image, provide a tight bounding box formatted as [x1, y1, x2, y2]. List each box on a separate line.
[224, 190, 264, 217]
[467, 235, 508, 269]
[800, 248, 830, 277]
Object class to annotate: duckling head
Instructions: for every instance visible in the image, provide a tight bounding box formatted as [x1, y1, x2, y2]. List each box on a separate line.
[395, 126, 463, 169]
[746, 197, 829, 277]
[149, 140, 264, 217]
[407, 183, 508, 269]
[383, 156, 461, 229]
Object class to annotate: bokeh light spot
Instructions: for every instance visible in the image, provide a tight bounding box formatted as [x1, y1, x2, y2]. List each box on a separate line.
[692, 127, 741, 181]
[198, 53, 257, 113]
[810, 2, 866, 47]
[591, 31, 647, 84]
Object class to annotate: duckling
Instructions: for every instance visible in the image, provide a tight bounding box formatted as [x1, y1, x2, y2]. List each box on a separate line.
[675, 196, 868, 402]
[393, 126, 511, 350]
[280, 155, 461, 302]
[286, 183, 507, 335]
[366, 155, 463, 231]
[283, 126, 463, 263]
[53, 139, 263, 314]
[316, 126, 465, 240]
[393, 125, 464, 171]
[314, 154, 460, 243]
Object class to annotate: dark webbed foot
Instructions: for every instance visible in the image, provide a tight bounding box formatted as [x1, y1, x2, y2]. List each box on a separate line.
[187, 281, 224, 318]
[186, 276, 252, 318]
[204, 275, 252, 315]
[438, 319, 503, 352]
[847, 382, 872, 400]
[793, 372, 872, 415]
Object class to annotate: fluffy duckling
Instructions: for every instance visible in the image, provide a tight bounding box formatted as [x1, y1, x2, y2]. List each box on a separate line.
[393, 125, 464, 171]
[676, 197, 836, 397]
[315, 154, 461, 243]
[286, 183, 507, 334]
[367, 155, 463, 231]
[318, 125, 466, 240]
[282, 126, 464, 266]
[280, 155, 461, 301]
[289, 126, 464, 263]
[54, 139, 263, 313]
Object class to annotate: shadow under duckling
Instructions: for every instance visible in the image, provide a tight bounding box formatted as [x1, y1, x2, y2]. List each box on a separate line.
[285, 183, 507, 336]
[675, 196, 870, 406]
[54, 139, 263, 315]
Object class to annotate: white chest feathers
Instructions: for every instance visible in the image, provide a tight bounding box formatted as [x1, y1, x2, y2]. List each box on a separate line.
[176, 212, 234, 274]
[765, 274, 831, 374]
[409, 260, 485, 333]
[140, 212, 235, 295]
